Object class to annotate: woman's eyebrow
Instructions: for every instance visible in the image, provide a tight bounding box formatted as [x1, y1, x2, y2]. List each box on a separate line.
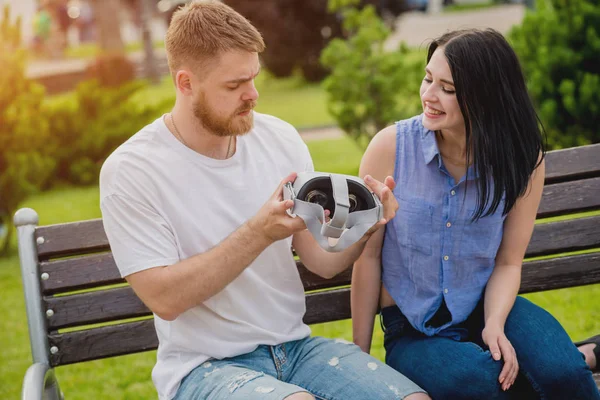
[425, 68, 454, 86]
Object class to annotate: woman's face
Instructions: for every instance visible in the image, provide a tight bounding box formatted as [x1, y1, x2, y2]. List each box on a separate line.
[420, 47, 465, 135]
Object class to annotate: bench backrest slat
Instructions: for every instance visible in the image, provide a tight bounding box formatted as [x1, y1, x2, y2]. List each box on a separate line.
[36, 220, 108, 260]
[538, 177, 600, 218]
[40, 257, 352, 297]
[544, 143, 600, 184]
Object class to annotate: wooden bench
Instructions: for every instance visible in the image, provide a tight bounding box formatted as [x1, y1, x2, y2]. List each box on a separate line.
[15, 143, 600, 399]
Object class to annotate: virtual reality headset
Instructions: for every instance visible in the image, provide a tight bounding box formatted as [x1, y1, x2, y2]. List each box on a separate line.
[283, 172, 383, 252]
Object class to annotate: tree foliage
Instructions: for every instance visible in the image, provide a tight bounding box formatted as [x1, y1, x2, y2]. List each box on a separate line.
[510, 0, 600, 149]
[321, 0, 423, 148]
[224, 0, 409, 82]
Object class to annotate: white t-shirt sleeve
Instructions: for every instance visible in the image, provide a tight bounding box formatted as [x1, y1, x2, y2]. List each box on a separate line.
[302, 144, 315, 173]
[101, 193, 180, 278]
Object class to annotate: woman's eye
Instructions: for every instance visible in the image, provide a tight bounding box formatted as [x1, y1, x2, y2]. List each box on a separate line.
[423, 77, 432, 83]
[442, 87, 456, 94]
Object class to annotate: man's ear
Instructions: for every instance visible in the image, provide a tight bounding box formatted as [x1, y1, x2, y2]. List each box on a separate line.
[175, 69, 194, 96]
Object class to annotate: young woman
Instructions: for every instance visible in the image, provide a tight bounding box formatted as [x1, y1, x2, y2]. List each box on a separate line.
[352, 28, 599, 399]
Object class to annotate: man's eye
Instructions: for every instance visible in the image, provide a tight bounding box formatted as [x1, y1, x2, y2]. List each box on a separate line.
[227, 85, 239, 90]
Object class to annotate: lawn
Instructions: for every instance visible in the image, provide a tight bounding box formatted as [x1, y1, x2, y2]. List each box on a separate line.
[1, 137, 598, 399]
[130, 71, 337, 130]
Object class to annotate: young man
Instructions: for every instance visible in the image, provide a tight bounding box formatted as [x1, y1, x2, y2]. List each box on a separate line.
[100, 2, 430, 399]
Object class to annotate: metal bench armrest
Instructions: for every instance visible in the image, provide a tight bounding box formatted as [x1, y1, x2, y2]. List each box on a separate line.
[22, 363, 63, 400]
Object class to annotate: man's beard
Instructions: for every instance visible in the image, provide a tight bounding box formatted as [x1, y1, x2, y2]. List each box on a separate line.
[193, 92, 256, 137]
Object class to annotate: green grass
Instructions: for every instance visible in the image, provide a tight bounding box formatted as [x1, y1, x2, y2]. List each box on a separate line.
[63, 41, 165, 60]
[1, 144, 599, 399]
[443, 1, 497, 13]
[131, 71, 336, 130]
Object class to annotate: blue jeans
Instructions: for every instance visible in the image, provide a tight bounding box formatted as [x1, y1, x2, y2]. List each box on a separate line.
[383, 296, 599, 400]
[175, 336, 425, 399]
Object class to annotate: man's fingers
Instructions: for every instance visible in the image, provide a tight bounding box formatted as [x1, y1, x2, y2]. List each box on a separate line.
[273, 172, 298, 201]
[276, 199, 294, 212]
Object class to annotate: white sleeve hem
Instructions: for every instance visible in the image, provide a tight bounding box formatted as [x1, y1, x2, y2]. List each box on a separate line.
[119, 257, 181, 278]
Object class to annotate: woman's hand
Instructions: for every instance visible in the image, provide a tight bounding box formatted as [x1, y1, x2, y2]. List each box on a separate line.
[482, 323, 519, 391]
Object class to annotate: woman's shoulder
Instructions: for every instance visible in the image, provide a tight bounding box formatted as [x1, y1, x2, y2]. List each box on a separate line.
[396, 114, 426, 137]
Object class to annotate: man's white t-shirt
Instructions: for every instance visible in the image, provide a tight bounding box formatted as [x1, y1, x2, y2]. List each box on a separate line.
[99, 113, 313, 399]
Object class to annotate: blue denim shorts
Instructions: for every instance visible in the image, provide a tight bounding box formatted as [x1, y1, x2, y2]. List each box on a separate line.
[174, 336, 425, 399]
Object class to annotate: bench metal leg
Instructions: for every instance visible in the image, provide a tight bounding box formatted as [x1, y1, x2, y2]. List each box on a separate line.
[22, 363, 63, 400]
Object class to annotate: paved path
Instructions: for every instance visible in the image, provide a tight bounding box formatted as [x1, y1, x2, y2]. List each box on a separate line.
[386, 4, 525, 50]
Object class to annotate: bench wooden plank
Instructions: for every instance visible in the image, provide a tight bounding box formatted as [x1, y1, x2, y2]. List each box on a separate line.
[526, 216, 600, 257]
[44, 252, 600, 330]
[48, 319, 157, 367]
[45, 287, 148, 330]
[40, 215, 600, 295]
[538, 177, 600, 218]
[545, 143, 600, 184]
[48, 289, 351, 366]
[520, 253, 600, 293]
[36, 219, 107, 259]
[40, 256, 352, 296]
[40, 253, 121, 295]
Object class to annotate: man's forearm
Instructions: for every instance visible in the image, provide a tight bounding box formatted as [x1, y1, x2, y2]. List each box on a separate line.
[136, 222, 272, 320]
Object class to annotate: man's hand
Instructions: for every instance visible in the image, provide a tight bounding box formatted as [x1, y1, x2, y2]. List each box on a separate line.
[361, 174, 398, 238]
[482, 323, 519, 391]
[248, 173, 307, 244]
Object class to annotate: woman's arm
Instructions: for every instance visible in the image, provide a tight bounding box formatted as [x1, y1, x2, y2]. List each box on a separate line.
[482, 157, 545, 390]
[351, 124, 397, 353]
[485, 158, 545, 332]
[352, 228, 384, 353]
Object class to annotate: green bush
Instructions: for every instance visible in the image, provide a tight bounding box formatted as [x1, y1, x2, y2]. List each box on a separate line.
[45, 79, 169, 186]
[0, 5, 55, 254]
[510, 0, 600, 149]
[320, 0, 423, 148]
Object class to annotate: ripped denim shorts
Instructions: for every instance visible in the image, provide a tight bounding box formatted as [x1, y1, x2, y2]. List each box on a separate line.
[174, 336, 425, 400]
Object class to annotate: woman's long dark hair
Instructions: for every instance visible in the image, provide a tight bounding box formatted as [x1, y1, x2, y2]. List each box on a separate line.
[427, 29, 545, 220]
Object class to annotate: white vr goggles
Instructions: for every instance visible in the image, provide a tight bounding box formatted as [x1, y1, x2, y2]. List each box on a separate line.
[283, 172, 383, 252]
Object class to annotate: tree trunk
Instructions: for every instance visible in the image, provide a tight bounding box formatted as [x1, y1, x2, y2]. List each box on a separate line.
[140, 0, 159, 83]
[91, 0, 125, 53]
[0, 215, 13, 257]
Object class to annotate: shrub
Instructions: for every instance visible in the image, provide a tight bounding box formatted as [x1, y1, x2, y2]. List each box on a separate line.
[45, 79, 169, 186]
[510, 0, 600, 149]
[321, 0, 423, 148]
